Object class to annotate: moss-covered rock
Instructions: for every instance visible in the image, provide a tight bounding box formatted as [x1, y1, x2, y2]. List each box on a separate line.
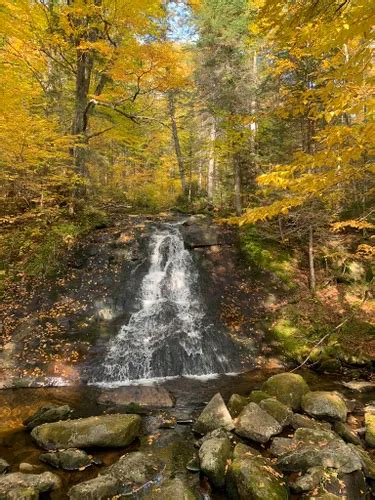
[235, 403, 282, 443]
[39, 448, 94, 471]
[262, 373, 309, 410]
[31, 413, 141, 450]
[193, 393, 234, 435]
[333, 422, 362, 446]
[199, 437, 232, 487]
[144, 478, 198, 500]
[301, 391, 348, 422]
[365, 413, 375, 447]
[0, 472, 61, 498]
[227, 394, 249, 418]
[5, 486, 39, 500]
[290, 413, 332, 431]
[226, 444, 288, 500]
[289, 466, 325, 493]
[347, 444, 375, 480]
[269, 438, 295, 457]
[259, 398, 293, 427]
[68, 475, 121, 500]
[23, 404, 72, 431]
[0, 459, 9, 474]
[247, 390, 271, 404]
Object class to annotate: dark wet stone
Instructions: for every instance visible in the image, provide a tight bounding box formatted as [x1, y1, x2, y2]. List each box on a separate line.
[347, 444, 375, 479]
[198, 437, 232, 487]
[262, 373, 309, 410]
[193, 393, 234, 435]
[0, 459, 9, 474]
[235, 403, 282, 443]
[31, 414, 141, 450]
[316, 469, 367, 500]
[181, 224, 219, 248]
[186, 456, 200, 472]
[23, 404, 72, 431]
[39, 448, 94, 471]
[68, 475, 121, 500]
[227, 394, 249, 418]
[333, 422, 362, 446]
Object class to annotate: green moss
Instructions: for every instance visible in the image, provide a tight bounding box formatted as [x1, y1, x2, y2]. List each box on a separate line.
[240, 225, 294, 285]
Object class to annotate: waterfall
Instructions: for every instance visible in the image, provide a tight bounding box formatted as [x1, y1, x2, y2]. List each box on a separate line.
[95, 224, 236, 385]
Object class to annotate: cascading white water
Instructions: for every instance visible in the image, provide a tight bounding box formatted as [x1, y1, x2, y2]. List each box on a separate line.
[97, 224, 235, 385]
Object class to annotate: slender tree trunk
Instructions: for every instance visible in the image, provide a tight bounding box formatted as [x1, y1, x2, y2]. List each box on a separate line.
[167, 91, 187, 194]
[234, 154, 242, 215]
[308, 225, 316, 292]
[207, 117, 216, 203]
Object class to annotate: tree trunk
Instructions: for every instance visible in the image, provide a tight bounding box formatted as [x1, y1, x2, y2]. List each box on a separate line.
[308, 225, 316, 292]
[234, 154, 242, 216]
[167, 91, 187, 194]
[207, 117, 216, 203]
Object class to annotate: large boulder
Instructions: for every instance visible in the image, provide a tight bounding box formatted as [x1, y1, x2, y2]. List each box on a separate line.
[333, 422, 362, 446]
[347, 444, 375, 480]
[198, 437, 232, 487]
[68, 475, 122, 500]
[180, 224, 219, 248]
[290, 413, 332, 431]
[365, 412, 375, 447]
[277, 438, 362, 474]
[31, 413, 141, 450]
[227, 394, 249, 418]
[0, 472, 61, 498]
[259, 398, 293, 427]
[39, 448, 94, 471]
[235, 403, 282, 443]
[193, 393, 234, 435]
[262, 373, 309, 410]
[301, 391, 348, 422]
[23, 404, 72, 431]
[143, 478, 198, 500]
[226, 444, 288, 500]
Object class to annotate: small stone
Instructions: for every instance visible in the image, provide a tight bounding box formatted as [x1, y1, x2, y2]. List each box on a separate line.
[259, 398, 293, 427]
[199, 437, 232, 487]
[193, 393, 234, 435]
[0, 459, 9, 474]
[186, 456, 200, 472]
[302, 391, 348, 422]
[262, 373, 309, 410]
[19, 463, 41, 473]
[227, 394, 249, 418]
[235, 402, 282, 443]
[333, 422, 362, 446]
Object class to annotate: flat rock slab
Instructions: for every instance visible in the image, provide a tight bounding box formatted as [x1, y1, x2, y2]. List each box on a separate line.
[98, 386, 175, 409]
[235, 402, 282, 443]
[31, 414, 141, 450]
[342, 381, 375, 393]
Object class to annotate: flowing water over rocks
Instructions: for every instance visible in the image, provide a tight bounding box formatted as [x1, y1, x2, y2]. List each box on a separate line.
[92, 223, 238, 385]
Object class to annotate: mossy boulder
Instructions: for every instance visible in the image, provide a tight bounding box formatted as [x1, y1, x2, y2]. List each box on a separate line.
[347, 444, 375, 479]
[301, 391, 348, 422]
[193, 393, 234, 435]
[259, 398, 293, 427]
[5, 486, 39, 500]
[144, 478, 198, 500]
[101, 451, 162, 488]
[269, 438, 295, 457]
[235, 403, 282, 443]
[365, 413, 375, 447]
[247, 390, 271, 404]
[333, 422, 362, 446]
[23, 404, 72, 431]
[0, 459, 9, 474]
[227, 394, 249, 418]
[262, 373, 309, 410]
[39, 448, 94, 471]
[31, 414, 141, 450]
[226, 444, 288, 500]
[198, 437, 232, 487]
[68, 475, 121, 500]
[0, 472, 61, 498]
[290, 413, 332, 431]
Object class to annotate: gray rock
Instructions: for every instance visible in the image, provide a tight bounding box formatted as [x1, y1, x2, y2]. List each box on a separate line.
[291, 413, 332, 431]
[39, 448, 94, 471]
[290, 466, 325, 493]
[302, 391, 348, 422]
[269, 438, 295, 457]
[315, 469, 367, 500]
[277, 439, 362, 474]
[227, 444, 288, 500]
[227, 394, 249, 418]
[198, 437, 232, 487]
[181, 224, 219, 248]
[235, 403, 282, 443]
[31, 413, 141, 450]
[293, 427, 339, 444]
[0, 472, 61, 498]
[101, 451, 162, 490]
[193, 393, 234, 435]
[23, 404, 72, 431]
[18, 463, 41, 473]
[333, 422, 362, 446]
[342, 381, 375, 393]
[259, 398, 293, 427]
[68, 475, 121, 500]
[0, 459, 9, 474]
[347, 444, 375, 479]
[195, 428, 233, 448]
[5, 487, 39, 500]
[143, 478, 198, 500]
[262, 373, 309, 410]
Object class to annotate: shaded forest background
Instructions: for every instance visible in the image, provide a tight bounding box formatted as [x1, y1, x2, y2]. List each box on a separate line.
[0, 0, 374, 361]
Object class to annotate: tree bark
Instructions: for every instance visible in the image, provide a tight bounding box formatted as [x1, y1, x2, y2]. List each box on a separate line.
[167, 91, 187, 194]
[207, 117, 216, 203]
[308, 225, 316, 292]
[234, 154, 242, 216]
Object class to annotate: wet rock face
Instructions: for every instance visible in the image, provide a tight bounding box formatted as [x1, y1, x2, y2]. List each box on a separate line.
[0, 472, 61, 497]
[262, 373, 310, 410]
[68, 475, 122, 500]
[193, 393, 234, 435]
[39, 448, 94, 471]
[301, 391, 348, 422]
[180, 222, 219, 249]
[227, 444, 288, 500]
[235, 402, 282, 443]
[23, 404, 72, 430]
[198, 437, 232, 488]
[31, 414, 141, 450]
